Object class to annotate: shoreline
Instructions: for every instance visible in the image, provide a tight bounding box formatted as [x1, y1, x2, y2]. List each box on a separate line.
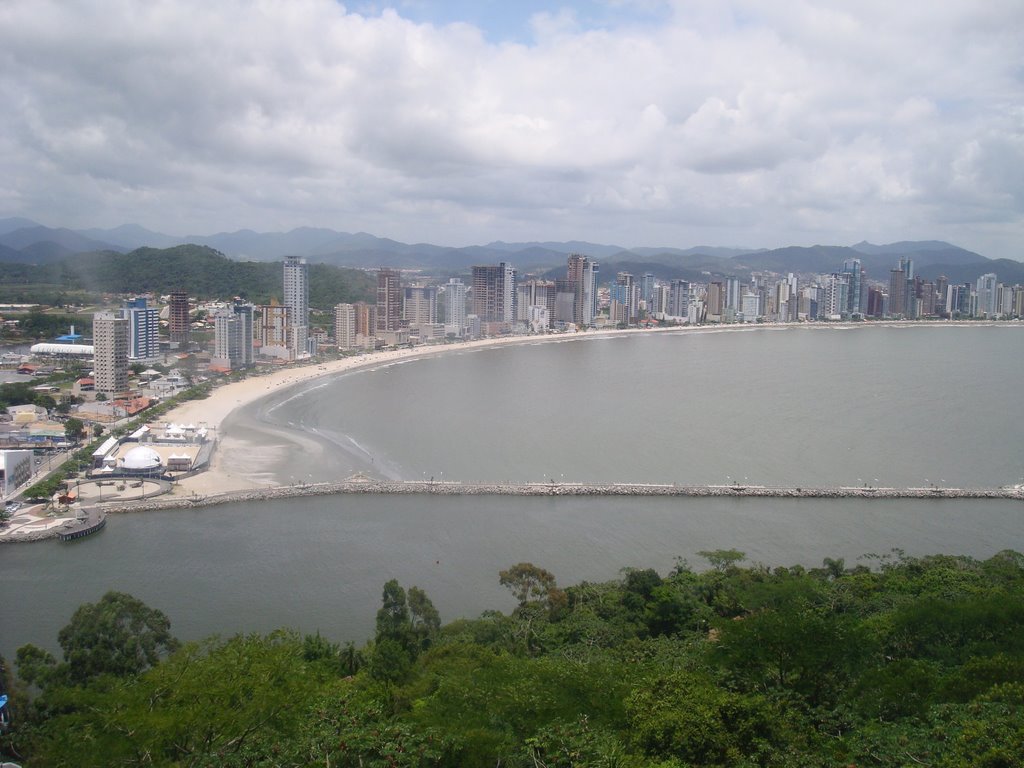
[162, 320, 1020, 496]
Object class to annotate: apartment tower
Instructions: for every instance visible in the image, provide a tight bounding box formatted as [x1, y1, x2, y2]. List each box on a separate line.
[283, 256, 309, 357]
[334, 303, 356, 350]
[168, 291, 190, 349]
[93, 311, 129, 397]
[376, 268, 404, 333]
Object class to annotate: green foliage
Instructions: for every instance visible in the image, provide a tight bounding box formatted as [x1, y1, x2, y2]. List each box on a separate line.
[14, 644, 58, 689]
[500, 562, 560, 606]
[0, 246, 376, 308]
[10, 550, 1024, 768]
[369, 580, 441, 682]
[0, 382, 38, 410]
[62, 417, 83, 440]
[627, 671, 796, 766]
[698, 548, 746, 571]
[53, 591, 178, 684]
[7, 307, 85, 340]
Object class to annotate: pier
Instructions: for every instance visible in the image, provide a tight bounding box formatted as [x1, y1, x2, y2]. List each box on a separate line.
[107, 478, 1024, 513]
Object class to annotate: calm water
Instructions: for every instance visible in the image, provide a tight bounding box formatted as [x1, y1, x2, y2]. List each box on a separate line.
[2, 325, 1022, 658]
[247, 324, 1024, 488]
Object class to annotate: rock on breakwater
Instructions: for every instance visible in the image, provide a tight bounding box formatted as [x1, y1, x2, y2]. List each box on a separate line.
[104, 480, 1024, 514]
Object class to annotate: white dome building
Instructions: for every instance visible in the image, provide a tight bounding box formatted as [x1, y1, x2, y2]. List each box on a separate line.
[119, 446, 163, 476]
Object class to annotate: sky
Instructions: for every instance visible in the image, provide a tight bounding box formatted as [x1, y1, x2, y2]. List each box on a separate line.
[1, 0, 1022, 258]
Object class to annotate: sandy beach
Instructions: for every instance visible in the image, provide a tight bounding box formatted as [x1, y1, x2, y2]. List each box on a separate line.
[162, 320, 1015, 496]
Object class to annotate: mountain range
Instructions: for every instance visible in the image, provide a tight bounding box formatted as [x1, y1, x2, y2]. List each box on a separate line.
[2, 217, 1022, 285]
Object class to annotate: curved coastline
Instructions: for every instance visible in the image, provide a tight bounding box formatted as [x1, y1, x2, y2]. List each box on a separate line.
[163, 320, 1021, 497]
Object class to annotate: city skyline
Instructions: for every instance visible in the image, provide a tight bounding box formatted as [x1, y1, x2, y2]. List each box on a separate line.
[1, 2, 1021, 260]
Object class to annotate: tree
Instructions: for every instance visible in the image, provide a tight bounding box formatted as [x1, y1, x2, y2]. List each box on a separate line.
[499, 563, 559, 607]
[63, 418, 84, 441]
[33, 394, 57, 410]
[408, 585, 441, 650]
[15, 643, 58, 688]
[698, 549, 746, 572]
[626, 670, 792, 765]
[370, 579, 416, 682]
[375, 579, 411, 642]
[92, 424, 104, 438]
[56, 591, 178, 683]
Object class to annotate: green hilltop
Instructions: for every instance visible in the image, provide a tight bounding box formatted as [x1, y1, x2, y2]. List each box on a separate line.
[0, 244, 376, 307]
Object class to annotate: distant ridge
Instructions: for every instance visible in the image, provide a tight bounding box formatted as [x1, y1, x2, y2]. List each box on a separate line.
[0, 217, 1017, 283]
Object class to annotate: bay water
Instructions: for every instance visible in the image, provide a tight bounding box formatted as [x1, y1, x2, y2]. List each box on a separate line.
[2, 325, 1022, 657]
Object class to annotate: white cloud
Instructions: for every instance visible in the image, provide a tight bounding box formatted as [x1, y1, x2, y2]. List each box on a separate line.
[0, 0, 1021, 257]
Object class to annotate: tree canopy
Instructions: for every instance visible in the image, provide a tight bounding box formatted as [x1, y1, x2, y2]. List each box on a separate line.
[6, 551, 1024, 767]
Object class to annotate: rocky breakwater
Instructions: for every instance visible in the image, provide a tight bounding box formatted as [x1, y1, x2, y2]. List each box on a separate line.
[102, 479, 1023, 514]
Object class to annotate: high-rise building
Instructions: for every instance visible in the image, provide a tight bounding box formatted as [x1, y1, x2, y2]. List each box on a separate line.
[820, 273, 849, 319]
[640, 272, 656, 314]
[554, 279, 576, 324]
[376, 268, 403, 332]
[609, 272, 638, 325]
[213, 302, 254, 369]
[668, 280, 690, 318]
[403, 285, 438, 325]
[707, 281, 725, 319]
[471, 263, 516, 323]
[168, 291, 190, 349]
[725, 277, 742, 312]
[841, 259, 865, 316]
[566, 254, 599, 327]
[867, 287, 885, 317]
[334, 303, 356, 350]
[889, 265, 907, 317]
[444, 279, 467, 335]
[976, 273, 998, 317]
[354, 301, 376, 337]
[652, 283, 670, 316]
[93, 311, 128, 397]
[934, 275, 949, 316]
[124, 297, 159, 361]
[257, 302, 290, 349]
[283, 256, 309, 357]
[741, 292, 760, 322]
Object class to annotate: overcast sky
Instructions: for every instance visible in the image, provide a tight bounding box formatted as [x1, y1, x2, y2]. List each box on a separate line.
[1, 0, 1021, 258]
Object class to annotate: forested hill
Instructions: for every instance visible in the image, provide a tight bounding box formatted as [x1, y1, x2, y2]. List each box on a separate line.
[4, 550, 1023, 767]
[2, 245, 376, 307]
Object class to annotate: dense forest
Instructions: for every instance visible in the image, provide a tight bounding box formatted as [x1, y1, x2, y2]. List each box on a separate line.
[0, 245, 376, 308]
[2, 549, 1023, 767]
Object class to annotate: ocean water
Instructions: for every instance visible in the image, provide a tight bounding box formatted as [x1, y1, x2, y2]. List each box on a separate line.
[3, 325, 1022, 657]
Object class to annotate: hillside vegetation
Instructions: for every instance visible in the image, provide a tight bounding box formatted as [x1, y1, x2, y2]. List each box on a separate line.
[0, 245, 376, 308]
[3, 549, 1023, 767]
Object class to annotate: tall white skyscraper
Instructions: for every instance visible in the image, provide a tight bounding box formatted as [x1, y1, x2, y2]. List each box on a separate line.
[212, 303, 254, 370]
[567, 254, 599, 327]
[976, 273, 998, 317]
[725, 277, 741, 312]
[741, 292, 760, 322]
[444, 278, 467, 335]
[283, 256, 309, 357]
